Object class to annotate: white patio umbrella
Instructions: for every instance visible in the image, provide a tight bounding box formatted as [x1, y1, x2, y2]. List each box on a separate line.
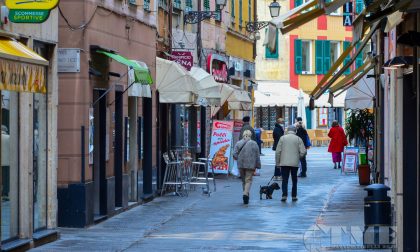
[297, 89, 307, 127]
[345, 69, 375, 110]
[189, 66, 221, 106]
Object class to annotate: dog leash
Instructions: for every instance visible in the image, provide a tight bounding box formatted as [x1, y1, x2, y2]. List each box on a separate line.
[266, 175, 275, 186]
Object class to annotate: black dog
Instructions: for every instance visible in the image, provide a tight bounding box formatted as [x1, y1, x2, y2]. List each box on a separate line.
[259, 182, 280, 199]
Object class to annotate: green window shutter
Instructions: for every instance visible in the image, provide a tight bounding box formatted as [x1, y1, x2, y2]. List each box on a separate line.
[295, 39, 302, 74]
[239, 0, 243, 25]
[323, 40, 331, 75]
[295, 0, 303, 8]
[315, 40, 324, 74]
[343, 41, 351, 75]
[355, 43, 363, 69]
[248, 0, 251, 22]
[204, 0, 210, 11]
[265, 29, 279, 59]
[355, 0, 364, 14]
[231, 0, 235, 18]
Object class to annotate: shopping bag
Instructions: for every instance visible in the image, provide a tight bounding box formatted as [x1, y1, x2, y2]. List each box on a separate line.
[231, 160, 240, 177]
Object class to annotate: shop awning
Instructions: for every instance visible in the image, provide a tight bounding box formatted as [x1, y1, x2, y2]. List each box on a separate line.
[0, 37, 48, 93]
[98, 51, 153, 84]
[221, 84, 252, 111]
[344, 69, 375, 110]
[329, 60, 373, 93]
[310, 20, 381, 99]
[189, 66, 221, 106]
[156, 57, 197, 103]
[127, 60, 152, 98]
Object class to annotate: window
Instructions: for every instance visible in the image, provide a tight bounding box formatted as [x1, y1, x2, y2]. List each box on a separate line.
[355, 0, 364, 14]
[231, 0, 235, 19]
[265, 29, 279, 59]
[343, 41, 351, 74]
[144, 0, 150, 11]
[185, 0, 192, 12]
[215, 4, 221, 21]
[330, 41, 340, 70]
[295, 39, 312, 74]
[248, 0, 251, 22]
[295, 0, 311, 8]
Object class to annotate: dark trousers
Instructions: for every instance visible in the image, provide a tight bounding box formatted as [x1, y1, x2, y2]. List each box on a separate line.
[300, 156, 307, 176]
[281, 166, 298, 197]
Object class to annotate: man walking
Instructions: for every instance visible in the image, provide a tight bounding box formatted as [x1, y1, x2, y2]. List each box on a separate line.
[272, 118, 284, 180]
[275, 125, 307, 202]
[295, 117, 310, 177]
[239, 116, 256, 141]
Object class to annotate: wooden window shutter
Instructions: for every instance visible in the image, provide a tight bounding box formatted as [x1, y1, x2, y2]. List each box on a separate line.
[315, 40, 324, 74]
[343, 41, 351, 75]
[295, 39, 303, 74]
[323, 40, 331, 75]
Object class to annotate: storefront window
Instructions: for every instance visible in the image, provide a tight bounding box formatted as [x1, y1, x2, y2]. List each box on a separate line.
[33, 41, 49, 231]
[1, 91, 19, 241]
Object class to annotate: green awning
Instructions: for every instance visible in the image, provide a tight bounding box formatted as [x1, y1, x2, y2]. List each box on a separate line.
[98, 50, 153, 85]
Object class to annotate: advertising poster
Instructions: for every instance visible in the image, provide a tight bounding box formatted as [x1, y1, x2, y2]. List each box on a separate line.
[209, 120, 234, 174]
[343, 147, 359, 173]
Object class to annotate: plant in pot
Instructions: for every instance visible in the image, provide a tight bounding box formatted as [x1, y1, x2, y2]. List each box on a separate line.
[345, 109, 374, 185]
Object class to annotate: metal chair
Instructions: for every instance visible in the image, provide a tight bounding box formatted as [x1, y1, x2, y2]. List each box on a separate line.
[161, 152, 186, 196]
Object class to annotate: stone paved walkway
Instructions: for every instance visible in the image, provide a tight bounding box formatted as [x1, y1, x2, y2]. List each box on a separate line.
[32, 147, 391, 252]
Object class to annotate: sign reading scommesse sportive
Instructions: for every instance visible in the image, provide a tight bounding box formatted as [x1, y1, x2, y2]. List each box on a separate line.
[6, 0, 59, 23]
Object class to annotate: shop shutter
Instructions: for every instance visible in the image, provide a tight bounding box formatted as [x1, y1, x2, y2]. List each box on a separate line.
[295, 39, 302, 74]
[295, 0, 303, 8]
[355, 0, 364, 14]
[315, 40, 324, 74]
[323, 40, 331, 75]
[265, 29, 279, 59]
[343, 41, 351, 75]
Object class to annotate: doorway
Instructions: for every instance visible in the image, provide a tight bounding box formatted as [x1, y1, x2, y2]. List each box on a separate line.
[93, 89, 107, 217]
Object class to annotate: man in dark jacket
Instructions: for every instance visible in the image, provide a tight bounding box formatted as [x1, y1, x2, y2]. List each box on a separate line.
[295, 117, 310, 177]
[272, 118, 284, 180]
[239, 116, 256, 141]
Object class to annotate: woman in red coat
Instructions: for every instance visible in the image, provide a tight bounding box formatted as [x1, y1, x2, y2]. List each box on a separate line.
[328, 120, 348, 169]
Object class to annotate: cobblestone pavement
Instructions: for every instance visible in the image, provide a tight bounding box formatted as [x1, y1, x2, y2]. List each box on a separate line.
[32, 147, 392, 252]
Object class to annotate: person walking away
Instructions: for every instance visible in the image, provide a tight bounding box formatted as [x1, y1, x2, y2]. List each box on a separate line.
[328, 120, 348, 169]
[272, 118, 285, 180]
[239, 116, 256, 141]
[295, 117, 311, 177]
[233, 130, 261, 204]
[254, 127, 264, 155]
[275, 125, 307, 202]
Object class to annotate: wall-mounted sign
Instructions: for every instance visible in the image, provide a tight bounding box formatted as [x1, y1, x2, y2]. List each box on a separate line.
[343, 2, 353, 26]
[207, 54, 228, 83]
[58, 48, 80, 73]
[6, 0, 59, 9]
[6, 0, 59, 23]
[170, 51, 193, 71]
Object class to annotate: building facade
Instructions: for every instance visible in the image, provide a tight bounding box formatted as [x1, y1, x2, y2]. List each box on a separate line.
[57, 0, 158, 227]
[0, 5, 59, 251]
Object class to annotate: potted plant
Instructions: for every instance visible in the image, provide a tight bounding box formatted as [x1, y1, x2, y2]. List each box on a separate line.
[345, 109, 374, 185]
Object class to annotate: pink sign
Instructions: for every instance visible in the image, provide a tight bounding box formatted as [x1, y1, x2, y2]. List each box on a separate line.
[209, 120, 234, 174]
[171, 51, 193, 71]
[206, 54, 228, 83]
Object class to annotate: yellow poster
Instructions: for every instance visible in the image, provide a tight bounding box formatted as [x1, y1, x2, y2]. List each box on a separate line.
[6, 0, 59, 10]
[0, 59, 46, 93]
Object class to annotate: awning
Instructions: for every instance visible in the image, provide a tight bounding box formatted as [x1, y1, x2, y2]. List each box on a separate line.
[156, 57, 197, 103]
[311, 20, 381, 99]
[329, 60, 373, 93]
[344, 69, 375, 110]
[222, 84, 252, 111]
[189, 66, 221, 106]
[0, 37, 48, 93]
[384, 11, 403, 33]
[98, 51, 153, 84]
[127, 60, 152, 98]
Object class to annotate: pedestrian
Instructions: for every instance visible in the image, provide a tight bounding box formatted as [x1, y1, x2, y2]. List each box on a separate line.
[272, 118, 284, 180]
[233, 130, 261, 205]
[295, 117, 311, 177]
[275, 125, 307, 202]
[254, 127, 264, 155]
[239, 116, 256, 141]
[328, 120, 348, 169]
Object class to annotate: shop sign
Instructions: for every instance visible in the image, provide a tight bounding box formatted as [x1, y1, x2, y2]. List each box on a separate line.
[209, 120, 234, 174]
[343, 2, 353, 26]
[6, 0, 59, 23]
[207, 54, 228, 83]
[171, 51, 193, 71]
[0, 58, 46, 93]
[58, 48, 80, 73]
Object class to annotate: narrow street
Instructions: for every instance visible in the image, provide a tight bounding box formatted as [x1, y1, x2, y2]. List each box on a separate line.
[33, 148, 383, 252]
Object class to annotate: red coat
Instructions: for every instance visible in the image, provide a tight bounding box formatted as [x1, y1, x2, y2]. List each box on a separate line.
[328, 126, 348, 153]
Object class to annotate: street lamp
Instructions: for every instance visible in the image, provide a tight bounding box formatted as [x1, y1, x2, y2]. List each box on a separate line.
[184, 0, 227, 24]
[246, 0, 280, 39]
[269, 0, 281, 18]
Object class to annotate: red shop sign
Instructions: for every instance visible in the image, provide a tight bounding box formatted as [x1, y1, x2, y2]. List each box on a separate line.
[206, 54, 228, 83]
[171, 51, 193, 71]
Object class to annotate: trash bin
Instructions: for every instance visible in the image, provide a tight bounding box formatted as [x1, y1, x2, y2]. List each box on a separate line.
[364, 184, 391, 226]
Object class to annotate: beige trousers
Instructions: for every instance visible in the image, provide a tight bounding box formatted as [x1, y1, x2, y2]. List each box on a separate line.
[240, 168, 255, 196]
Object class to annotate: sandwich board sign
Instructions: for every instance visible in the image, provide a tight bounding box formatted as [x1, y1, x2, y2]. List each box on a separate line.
[6, 0, 59, 23]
